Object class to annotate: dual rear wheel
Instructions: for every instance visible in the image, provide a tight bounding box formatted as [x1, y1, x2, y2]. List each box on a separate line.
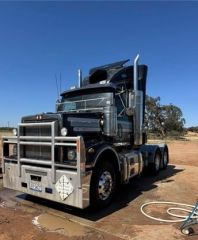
[151, 147, 169, 175]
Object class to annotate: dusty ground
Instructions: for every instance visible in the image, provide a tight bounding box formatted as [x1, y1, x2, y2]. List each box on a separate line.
[0, 140, 198, 240]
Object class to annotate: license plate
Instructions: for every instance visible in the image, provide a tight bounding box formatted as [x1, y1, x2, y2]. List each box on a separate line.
[30, 180, 42, 192]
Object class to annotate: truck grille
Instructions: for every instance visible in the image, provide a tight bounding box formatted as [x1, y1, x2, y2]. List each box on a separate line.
[21, 145, 51, 161]
[24, 126, 51, 136]
[19, 122, 57, 161]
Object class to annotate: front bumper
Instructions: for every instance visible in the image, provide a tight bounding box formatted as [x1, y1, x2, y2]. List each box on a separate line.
[3, 163, 91, 209]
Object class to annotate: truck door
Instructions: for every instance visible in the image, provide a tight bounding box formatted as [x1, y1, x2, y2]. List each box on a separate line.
[115, 93, 132, 143]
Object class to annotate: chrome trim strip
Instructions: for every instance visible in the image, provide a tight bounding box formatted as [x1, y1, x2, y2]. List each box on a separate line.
[19, 142, 52, 146]
[20, 158, 51, 166]
[73, 127, 100, 132]
[113, 142, 130, 147]
[25, 169, 47, 176]
[68, 117, 100, 123]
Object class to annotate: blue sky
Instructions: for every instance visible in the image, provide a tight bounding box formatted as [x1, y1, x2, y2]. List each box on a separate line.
[0, 1, 198, 127]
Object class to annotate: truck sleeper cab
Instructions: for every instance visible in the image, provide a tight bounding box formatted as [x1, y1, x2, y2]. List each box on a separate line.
[2, 55, 169, 209]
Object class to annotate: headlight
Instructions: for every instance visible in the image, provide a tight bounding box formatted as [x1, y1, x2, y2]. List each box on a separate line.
[12, 128, 17, 136]
[61, 127, 68, 136]
[67, 149, 76, 161]
[99, 119, 104, 126]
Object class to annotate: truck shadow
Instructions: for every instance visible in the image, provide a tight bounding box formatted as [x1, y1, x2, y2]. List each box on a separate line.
[17, 164, 183, 221]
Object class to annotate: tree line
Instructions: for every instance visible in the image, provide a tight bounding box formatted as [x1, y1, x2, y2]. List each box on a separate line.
[0, 127, 13, 131]
[145, 96, 186, 138]
[187, 126, 198, 133]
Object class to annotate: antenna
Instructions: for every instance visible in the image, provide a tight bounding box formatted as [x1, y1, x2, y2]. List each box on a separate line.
[55, 73, 62, 100]
[59, 72, 62, 94]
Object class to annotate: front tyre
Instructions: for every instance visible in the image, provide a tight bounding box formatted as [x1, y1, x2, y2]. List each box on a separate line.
[90, 161, 117, 209]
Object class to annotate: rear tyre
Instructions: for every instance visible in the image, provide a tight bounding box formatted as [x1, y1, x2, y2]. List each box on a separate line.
[150, 149, 162, 175]
[90, 161, 117, 209]
[162, 146, 169, 169]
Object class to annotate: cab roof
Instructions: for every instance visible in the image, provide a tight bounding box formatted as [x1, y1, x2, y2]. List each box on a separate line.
[60, 83, 116, 97]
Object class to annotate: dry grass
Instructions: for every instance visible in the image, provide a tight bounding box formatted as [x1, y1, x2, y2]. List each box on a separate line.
[183, 131, 198, 141]
[148, 131, 198, 144]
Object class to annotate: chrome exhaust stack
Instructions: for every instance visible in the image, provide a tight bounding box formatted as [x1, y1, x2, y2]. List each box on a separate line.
[133, 54, 143, 145]
[78, 69, 82, 88]
[133, 54, 139, 93]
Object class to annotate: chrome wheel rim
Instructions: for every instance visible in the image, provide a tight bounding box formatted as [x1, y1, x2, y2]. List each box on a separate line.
[98, 171, 113, 201]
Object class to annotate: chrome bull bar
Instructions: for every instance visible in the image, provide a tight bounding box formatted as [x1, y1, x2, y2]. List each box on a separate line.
[2, 122, 86, 187]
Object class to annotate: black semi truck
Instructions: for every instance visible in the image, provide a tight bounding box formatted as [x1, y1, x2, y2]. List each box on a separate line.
[2, 55, 168, 209]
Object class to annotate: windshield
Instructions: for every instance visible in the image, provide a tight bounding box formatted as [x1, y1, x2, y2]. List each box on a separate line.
[57, 92, 113, 113]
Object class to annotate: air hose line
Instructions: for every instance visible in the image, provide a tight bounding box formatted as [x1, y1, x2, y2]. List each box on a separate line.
[141, 201, 198, 223]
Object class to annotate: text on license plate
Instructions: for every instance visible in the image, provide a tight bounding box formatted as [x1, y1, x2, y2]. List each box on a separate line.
[30, 180, 42, 192]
